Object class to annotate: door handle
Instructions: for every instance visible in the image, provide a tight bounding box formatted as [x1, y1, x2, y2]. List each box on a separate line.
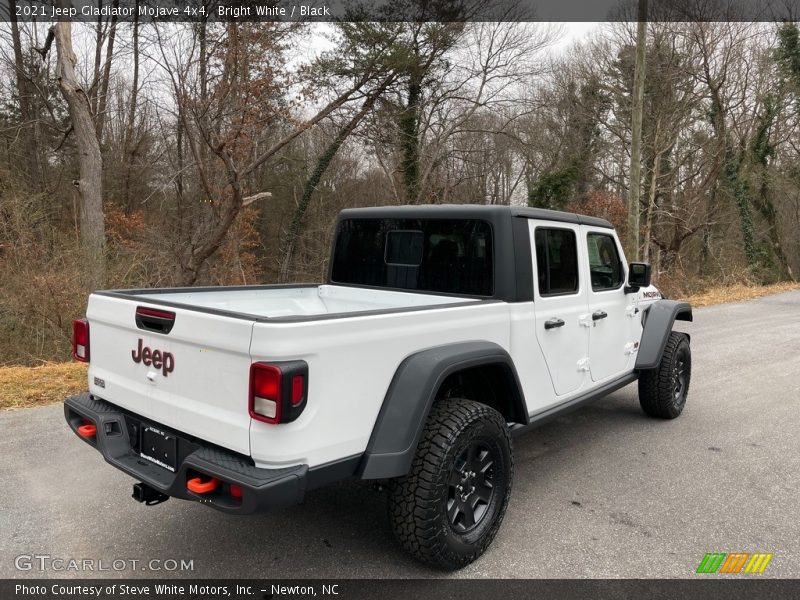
[592, 310, 608, 321]
[544, 318, 565, 330]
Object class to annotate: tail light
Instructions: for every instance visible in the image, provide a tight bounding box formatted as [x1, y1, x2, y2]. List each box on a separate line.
[72, 318, 90, 362]
[249, 361, 308, 424]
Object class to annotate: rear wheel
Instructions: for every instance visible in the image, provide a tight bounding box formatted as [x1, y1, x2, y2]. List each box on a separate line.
[388, 398, 513, 570]
[638, 331, 691, 419]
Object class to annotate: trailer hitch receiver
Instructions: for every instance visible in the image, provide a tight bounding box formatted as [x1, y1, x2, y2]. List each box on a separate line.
[132, 482, 169, 506]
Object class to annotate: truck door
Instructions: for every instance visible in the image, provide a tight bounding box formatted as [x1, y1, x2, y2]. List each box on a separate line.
[530, 221, 590, 396]
[583, 227, 636, 382]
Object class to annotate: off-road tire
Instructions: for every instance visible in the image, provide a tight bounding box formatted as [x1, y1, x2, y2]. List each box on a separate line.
[388, 398, 513, 570]
[638, 331, 691, 419]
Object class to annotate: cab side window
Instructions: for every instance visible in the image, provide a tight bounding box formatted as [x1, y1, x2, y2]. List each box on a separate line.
[587, 233, 623, 291]
[535, 228, 579, 296]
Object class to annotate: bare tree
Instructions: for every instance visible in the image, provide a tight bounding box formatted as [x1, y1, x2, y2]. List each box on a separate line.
[153, 23, 385, 284]
[121, 0, 141, 211]
[8, 1, 43, 191]
[42, 6, 106, 283]
[627, 0, 648, 259]
[94, 0, 120, 144]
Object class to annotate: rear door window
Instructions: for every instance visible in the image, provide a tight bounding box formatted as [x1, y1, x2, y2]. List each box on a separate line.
[534, 228, 579, 296]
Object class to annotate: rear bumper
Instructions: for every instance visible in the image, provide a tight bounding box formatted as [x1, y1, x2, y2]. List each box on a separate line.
[64, 393, 308, 514]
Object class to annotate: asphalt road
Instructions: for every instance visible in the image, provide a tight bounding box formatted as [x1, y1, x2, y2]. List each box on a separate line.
[2, 291, 799, 579]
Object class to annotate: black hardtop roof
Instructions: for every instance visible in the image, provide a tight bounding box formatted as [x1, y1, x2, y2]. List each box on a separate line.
[337, 204, 614, 230]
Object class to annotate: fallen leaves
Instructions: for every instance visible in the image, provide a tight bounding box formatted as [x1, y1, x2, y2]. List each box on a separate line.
[681, 282, 800, 308]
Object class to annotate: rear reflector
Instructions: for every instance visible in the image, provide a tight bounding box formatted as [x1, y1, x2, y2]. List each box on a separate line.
[291, 375, 304, 407]
[72, 319, 90, 363]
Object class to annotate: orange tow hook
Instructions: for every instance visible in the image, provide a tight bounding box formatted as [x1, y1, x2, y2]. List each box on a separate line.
[77, 422, 97, 438]
[187, 476, 219, 494]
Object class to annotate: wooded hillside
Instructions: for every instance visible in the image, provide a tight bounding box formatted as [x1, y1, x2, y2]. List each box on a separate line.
[2, 20, 799, 364]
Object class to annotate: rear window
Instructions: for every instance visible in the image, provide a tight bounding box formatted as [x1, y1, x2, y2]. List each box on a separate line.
[331, 218, 493, 296]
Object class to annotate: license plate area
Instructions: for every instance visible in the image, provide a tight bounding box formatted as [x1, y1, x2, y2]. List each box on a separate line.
[139, 425, 177, 472]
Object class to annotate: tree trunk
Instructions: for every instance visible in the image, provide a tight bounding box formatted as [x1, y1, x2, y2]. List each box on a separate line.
[749, 96, 795, 282]
[10, 0, 43, 191]
[197, 18, 209, 169]
[724, 151, 758, 273]
[91, 5, 102, 117]
[642, 150, 661, 263]
[95, 0, 119, 144]
[400, 73, 423, 203]
[53, 15, 106, 285]
[627, 0, 647, 260]
[175, 110, 184, 200]
[121, 0, 140, 212]
[753, 169, 795, 281]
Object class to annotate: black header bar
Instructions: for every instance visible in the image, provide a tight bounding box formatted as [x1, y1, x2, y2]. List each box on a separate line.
[3, 579, 800, 600]
[3, 0, 799, 23]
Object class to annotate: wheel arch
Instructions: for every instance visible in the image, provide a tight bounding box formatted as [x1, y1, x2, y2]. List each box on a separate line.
[357, 341, 527, 480]
[635, 300, 692, 371]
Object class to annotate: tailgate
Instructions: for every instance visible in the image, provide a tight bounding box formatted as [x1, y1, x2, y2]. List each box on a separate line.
[85, 293, 255, 456]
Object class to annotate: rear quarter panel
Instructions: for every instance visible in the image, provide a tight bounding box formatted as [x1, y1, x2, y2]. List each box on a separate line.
[248, 302, 512, 468]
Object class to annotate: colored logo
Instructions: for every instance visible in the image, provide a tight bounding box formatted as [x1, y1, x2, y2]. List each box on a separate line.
[696, 552, 773, 574]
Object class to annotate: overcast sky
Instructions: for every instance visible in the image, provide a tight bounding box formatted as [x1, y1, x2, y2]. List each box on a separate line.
[557, 22, 601, 46]
[303, 21, 603, 61]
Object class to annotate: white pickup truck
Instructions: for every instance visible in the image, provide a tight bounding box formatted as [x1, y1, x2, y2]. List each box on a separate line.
[65, 205, 692, 569]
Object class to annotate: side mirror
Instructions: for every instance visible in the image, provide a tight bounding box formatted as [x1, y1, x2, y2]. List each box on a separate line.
[625, 262, 651, 293]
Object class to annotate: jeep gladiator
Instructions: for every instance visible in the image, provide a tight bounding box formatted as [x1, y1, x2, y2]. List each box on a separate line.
[65, 205, 692, 569]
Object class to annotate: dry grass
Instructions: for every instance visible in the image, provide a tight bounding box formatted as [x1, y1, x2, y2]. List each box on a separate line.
[681, 281, 800, 308]
[0, 362, 87, 411]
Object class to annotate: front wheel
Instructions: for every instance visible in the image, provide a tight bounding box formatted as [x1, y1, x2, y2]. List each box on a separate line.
[388, 398, 513, 570]
[638, 331, 691, 419]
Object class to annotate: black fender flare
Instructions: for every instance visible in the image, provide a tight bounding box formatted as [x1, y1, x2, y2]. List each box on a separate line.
[357, 341, 527, 480]
[635, 300, 693, 370]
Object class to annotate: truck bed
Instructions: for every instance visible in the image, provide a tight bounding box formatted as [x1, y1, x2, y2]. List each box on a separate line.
[84, 283, 500, 462]
[127, 284, 471, 320]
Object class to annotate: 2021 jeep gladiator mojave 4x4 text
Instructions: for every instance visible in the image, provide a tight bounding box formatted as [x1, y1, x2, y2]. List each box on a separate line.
[65, 205, 692, 569]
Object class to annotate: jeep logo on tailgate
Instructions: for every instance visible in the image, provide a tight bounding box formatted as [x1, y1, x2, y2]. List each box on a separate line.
[132, 338, 175, 377]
